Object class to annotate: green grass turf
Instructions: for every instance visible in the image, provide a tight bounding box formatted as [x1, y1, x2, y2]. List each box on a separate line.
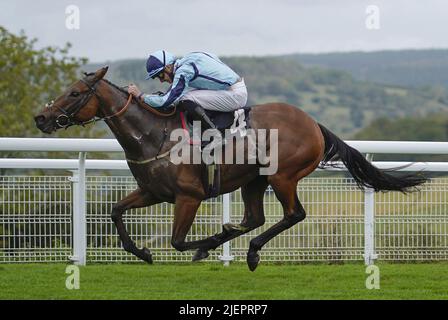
[1, 262, 448, 300]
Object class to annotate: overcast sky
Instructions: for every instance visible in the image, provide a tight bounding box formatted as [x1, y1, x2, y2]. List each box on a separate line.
[1, 0, 447, 63]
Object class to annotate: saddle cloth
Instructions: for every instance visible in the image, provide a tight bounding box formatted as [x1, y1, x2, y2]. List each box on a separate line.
[180, 107, 251, 145]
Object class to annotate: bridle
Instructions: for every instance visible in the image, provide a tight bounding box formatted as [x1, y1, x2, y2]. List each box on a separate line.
[45, 78, 132, 129]
[45, 76, 179, 164]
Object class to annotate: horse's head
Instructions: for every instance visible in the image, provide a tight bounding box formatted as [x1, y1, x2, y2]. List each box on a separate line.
[34, 66, 109, 133]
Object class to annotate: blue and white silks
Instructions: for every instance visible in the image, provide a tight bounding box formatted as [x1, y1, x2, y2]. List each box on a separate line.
[144, 52, 242, 109]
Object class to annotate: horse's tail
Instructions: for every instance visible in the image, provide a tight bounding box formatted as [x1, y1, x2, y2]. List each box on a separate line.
[318, 123, 428, 193]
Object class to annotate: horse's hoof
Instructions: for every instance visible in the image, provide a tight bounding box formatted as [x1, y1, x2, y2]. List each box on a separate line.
[192, 249, 209, 262]
[223, 223, 236, 232]
[247, 252, 260, 272]
[142, 247, 153, 264]
[223, 223, 249, 233]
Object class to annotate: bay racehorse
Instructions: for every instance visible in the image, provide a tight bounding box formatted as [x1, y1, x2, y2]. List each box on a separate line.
[34, 67, 427, 271]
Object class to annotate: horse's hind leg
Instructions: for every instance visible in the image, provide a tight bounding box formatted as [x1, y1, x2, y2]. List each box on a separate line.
[246, 176, 306, 271]
[192, 176, 269, 261]
[111, 188, 158, 263]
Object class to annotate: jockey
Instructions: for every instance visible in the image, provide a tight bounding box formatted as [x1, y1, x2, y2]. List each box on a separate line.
[127, 50, 247, 131]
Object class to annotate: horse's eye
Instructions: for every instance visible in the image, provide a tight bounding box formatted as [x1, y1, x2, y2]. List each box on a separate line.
[70, 91, 80, 97]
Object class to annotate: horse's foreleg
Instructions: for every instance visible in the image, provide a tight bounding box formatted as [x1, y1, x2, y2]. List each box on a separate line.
[111, 188, 158, 263]
[170, 195, 206, 252]
[191, 176, 269, 262]
[170, 194, 232, 254]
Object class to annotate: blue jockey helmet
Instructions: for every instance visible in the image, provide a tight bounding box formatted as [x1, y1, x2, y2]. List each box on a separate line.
[145, 50, 176, 80]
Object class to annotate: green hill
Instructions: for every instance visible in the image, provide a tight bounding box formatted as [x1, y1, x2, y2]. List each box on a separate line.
[286, 49, 448, 88]
[353, 112, 448, 142]
[352, 112, 448, 162]
[87, 54, 448, 138]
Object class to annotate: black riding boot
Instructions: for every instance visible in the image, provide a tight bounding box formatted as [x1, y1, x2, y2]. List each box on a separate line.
[180, 100, 217, 131]
[179, 100, 223, 147]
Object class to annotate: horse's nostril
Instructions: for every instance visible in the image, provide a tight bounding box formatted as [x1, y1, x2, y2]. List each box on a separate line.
[34, 115, 46, 125]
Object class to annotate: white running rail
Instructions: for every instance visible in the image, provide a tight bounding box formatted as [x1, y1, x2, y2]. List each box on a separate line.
[1, 138, 447, 266]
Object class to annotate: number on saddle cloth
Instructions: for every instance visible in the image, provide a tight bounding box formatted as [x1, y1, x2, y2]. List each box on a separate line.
[184, 107, 251, 134]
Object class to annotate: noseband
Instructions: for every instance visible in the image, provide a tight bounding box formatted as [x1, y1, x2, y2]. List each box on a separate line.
[45, 78, 132, 129]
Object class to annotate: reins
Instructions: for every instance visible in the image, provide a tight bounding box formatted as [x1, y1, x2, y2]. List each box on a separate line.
[47, 78, 177, 129]
[89, 79, 178, 122]
[48, 76, 180, 165]
[135, 99, 177, 117]
[78, 93, 133, 126]
[105, 94, 133, 118]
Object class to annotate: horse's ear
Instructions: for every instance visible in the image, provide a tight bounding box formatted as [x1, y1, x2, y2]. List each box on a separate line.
[92, 66, 109, 81]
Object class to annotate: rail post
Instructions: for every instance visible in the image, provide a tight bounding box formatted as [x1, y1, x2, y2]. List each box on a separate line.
[364, 153, 378, 265]
[69, 152, 87, 265]
[219, 193, 234, 266]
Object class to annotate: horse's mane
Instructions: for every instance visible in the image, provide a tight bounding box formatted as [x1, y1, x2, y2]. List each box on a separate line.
[103, 78, 130, 96]
[83, 72, 177, 117]
[83, 72, 129, 95]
